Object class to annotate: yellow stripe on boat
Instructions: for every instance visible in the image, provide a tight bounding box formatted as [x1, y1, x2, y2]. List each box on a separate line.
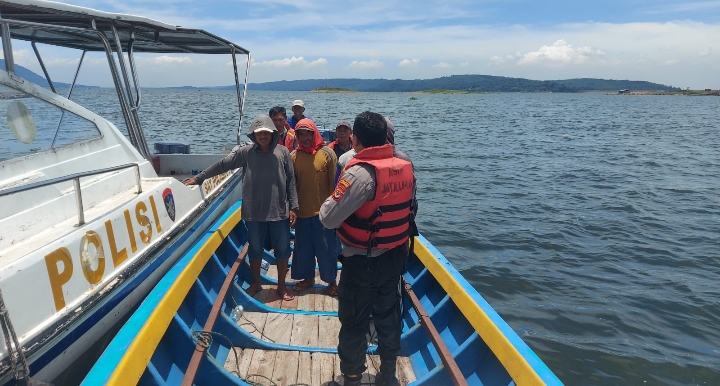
[414, 237, 546, 386]
[105, 206, 242, 386]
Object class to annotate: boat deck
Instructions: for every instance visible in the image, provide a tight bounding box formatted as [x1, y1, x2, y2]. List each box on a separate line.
[224, 265, 417, 385]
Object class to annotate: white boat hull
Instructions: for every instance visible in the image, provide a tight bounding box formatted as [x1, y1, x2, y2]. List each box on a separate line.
[1, 174, 242, 384]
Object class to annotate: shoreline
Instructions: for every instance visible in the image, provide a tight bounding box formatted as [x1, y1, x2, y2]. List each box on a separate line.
[310, 88, 358, 93]
[616, 90, 719, 96]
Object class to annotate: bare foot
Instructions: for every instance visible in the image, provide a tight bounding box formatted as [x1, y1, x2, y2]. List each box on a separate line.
[246, 283, 262, 296]
[327, 282, 338, 296]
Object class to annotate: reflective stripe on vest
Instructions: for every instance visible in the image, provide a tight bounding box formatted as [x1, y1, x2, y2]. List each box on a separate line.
[338, 144, 413, 253]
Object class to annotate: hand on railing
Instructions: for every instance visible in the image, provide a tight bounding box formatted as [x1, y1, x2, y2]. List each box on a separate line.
[183, 177, 198, 186]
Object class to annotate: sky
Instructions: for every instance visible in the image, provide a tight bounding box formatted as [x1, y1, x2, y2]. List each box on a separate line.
[5, 0, 720, 88]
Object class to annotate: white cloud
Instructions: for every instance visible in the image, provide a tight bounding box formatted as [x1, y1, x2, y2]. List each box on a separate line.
[153, 56, 192, 65]
[699, 47, 712, 56]
[254, 56, 307, 67]
[398, 58, 420, 67]
[459, 61, 470, 67]
[489, 55, 515, 64]
[252, 56, 326, 67]
[432, 62, 452, 68]
[663, 59, 680, 65]
[347, 60, 383, 69]
[518, 39, 604, 65]
[307, 58, 328, 66]
[5, 49, 32, 66]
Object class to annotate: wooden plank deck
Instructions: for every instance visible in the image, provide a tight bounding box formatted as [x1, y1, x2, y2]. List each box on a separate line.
[266, 264, 342, 290]
[225, 261, 416, 385]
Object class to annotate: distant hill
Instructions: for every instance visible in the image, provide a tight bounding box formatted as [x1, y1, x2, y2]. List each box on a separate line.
[0, 59, 96, 89]
[235, 75, 677, 93]
[0, 61, 676, 92]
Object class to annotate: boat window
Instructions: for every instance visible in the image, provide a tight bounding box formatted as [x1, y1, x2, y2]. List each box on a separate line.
[0, 84, 101, 163]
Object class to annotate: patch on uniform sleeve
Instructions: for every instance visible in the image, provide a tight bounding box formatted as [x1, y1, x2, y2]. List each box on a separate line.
[332, 178, 351, 201]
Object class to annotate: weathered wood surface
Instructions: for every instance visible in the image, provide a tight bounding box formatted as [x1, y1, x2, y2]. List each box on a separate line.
[225, 349, 416, 386]
[267, 262, 341, 293]
[238, 313, 339, 349]
[225, 262, 416, 385]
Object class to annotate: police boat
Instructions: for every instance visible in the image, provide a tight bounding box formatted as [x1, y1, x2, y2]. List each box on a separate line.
[0, 0, 250, 383]
[83, 199, 563, 385]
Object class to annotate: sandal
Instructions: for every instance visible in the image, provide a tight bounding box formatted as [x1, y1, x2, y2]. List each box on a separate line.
[293, 280, 314, 292]
[327, 283, 338, 297]
[278, 290, 295, 301]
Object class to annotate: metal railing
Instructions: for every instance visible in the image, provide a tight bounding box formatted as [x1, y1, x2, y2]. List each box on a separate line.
[0, 163, 142, 226]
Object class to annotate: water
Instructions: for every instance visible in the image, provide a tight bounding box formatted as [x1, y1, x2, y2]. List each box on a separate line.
[72, 89, 719, 385]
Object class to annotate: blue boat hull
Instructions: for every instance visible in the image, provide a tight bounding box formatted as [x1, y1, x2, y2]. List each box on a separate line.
[83, 201, 562, 385]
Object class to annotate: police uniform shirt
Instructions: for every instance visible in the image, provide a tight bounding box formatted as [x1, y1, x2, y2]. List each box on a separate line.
[319, 163, 392, 258]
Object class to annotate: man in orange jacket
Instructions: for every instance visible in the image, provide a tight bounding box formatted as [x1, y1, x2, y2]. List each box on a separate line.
[319, 111, 414, 386]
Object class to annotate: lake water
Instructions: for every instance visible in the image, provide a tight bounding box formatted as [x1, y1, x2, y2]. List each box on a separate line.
[69, 88, 719, 385]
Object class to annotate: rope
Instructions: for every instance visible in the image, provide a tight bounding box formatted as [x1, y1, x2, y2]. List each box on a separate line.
[190, 329, 316, 386]
[0, 288, 30, 382]
[192, 290, 333, 385]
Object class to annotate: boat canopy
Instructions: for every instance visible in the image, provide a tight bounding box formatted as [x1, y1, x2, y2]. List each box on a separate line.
[0, 0, 251, 157]
[0, 0, 249, 55]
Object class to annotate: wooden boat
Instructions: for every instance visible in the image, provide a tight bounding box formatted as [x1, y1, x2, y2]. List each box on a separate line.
[0, 0, 250, 383]
[83, 201, 563, 385]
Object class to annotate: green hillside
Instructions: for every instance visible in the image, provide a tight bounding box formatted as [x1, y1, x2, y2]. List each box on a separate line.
[245, 75, 677, 93]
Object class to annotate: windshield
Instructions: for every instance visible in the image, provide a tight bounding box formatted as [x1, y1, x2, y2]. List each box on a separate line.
[0, 83, 101, 163]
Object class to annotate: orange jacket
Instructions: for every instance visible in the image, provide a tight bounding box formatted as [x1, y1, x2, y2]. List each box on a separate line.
[337, 144, 413, 253]
[278, 122, 296, 150]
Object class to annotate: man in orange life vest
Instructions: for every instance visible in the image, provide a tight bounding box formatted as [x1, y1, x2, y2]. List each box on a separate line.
[319, 111, 414, 386]
[269, 106, 297, 150]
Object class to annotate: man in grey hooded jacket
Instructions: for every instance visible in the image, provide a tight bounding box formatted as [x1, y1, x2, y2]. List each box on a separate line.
[184, 114, 299, 300]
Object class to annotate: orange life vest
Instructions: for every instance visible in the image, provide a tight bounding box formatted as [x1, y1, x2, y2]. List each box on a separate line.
[338, 144, 414, 254]
[278, 123, 296, 150]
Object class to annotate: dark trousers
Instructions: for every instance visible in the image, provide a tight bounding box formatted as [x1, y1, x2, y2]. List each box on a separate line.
[337, 246, 407, 376]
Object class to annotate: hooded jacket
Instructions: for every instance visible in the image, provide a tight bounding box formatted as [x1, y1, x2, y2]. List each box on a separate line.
[195, 114, 299, 221]
[291, 119, 338, 218]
